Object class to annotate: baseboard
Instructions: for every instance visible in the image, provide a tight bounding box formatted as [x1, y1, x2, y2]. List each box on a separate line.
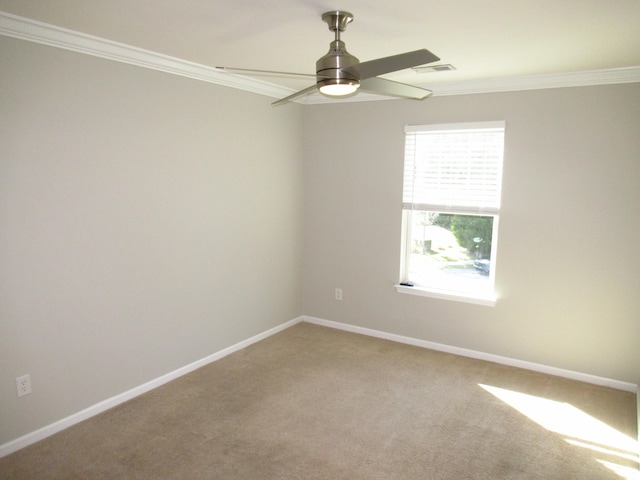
[0, 316, 304, 458]
[303, 316, 638, 393]
[2, 315, 636, 459]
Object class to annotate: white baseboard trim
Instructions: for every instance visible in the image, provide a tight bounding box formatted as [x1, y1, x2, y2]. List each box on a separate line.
[2, 315, 636, 459]
[303, 316, 638, 393]
[0, 316, 304, 458]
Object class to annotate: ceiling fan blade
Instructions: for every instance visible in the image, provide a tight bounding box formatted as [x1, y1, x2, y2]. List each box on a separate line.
[271, 84, 318, 106]
[345, 49, 440, 80]
[360, 77, 433, 100]
[217, 66, 319, 78]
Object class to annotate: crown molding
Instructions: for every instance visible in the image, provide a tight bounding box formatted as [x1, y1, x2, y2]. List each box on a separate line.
[0, 11, 292, 99]
[2, 11, 639, 105]
[429, 67, 640, 97]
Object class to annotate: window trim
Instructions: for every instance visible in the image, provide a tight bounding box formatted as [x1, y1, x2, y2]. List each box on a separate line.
[398, 121, 505, 305]
[394, 283, 497, 307]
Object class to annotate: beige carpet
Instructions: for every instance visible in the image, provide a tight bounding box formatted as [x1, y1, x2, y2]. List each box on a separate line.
[1, 322, 637, 479]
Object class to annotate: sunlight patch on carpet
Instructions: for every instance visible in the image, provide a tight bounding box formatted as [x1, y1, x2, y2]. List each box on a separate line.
[479, 384, 639, 478]
[598, 460, 640, 479]
[565, 439, 639, 463]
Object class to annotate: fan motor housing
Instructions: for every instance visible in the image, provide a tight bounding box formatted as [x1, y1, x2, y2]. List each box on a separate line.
[316, 40, 359, 87]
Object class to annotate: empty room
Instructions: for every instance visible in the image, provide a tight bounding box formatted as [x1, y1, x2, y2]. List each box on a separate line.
[1, 1, 639, 478]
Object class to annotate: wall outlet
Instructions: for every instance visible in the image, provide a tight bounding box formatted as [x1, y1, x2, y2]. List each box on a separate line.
[335, 288, 343, 301]
[16, 374, 32, 397]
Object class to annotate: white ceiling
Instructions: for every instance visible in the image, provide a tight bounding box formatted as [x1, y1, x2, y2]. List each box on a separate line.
[1, 0, 639, 102]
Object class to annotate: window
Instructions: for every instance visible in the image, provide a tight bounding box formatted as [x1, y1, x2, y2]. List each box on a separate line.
[398, 121, 505, 306]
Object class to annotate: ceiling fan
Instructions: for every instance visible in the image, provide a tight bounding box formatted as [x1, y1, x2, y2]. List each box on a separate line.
[217, 10, 440, 106]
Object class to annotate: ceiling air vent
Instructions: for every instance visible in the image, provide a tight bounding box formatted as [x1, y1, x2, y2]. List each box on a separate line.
[413, 64, 456, 73]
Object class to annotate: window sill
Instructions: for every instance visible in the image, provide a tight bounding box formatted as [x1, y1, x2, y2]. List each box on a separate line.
[394, 284, 497, 307]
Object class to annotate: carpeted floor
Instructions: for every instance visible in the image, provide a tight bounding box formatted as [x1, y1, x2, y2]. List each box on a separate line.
[0, 322, 637, 479]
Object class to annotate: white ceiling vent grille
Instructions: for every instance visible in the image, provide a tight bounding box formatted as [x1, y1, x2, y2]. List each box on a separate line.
[413, 64, 457, 73]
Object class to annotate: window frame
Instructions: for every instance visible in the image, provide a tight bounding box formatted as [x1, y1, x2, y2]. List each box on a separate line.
[396, 121, 506, 306]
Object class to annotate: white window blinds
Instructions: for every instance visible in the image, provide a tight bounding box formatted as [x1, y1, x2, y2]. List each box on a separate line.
[403, 122, 505, 214]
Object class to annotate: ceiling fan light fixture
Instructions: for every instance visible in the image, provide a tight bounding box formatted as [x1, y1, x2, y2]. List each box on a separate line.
[260, 10, 440, 106]
[318, 79, 360, 97]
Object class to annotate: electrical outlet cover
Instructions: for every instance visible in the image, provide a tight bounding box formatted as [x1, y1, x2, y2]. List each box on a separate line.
[16, 374, 32, 397]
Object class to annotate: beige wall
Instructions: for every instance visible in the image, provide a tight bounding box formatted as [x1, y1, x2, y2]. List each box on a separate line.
[0, 37, 304, 444]
[302, 84, 640, 386]
[2, 31, 639, 450]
